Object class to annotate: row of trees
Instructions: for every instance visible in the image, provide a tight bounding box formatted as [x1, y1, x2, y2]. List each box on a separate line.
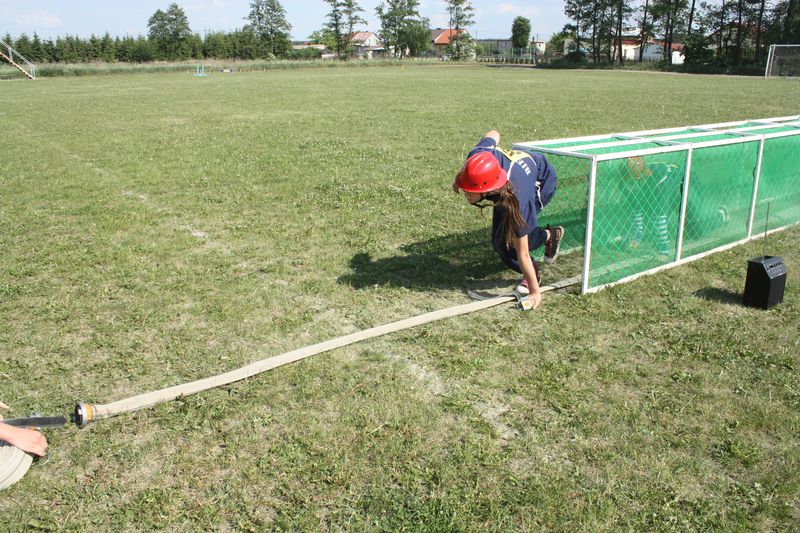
[556, 0, 799, 66]
[3, 2, 302, 63]
[2, 0, 480, 63]
[2, 29, 315, 64]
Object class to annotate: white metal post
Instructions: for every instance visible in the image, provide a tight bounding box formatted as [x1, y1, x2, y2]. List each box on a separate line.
[747, 137, 766, 238]
[675, 147, 693, 261]
[764, 45, 775, 79]
[581, 157, 599, 294]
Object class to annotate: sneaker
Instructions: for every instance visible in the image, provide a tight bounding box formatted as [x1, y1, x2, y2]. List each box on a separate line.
[515, 278, 530, 295]
[543, 225, 564, 264]
[514, 260, 541, 295]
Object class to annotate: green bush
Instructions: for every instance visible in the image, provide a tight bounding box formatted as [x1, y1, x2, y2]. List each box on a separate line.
[286, 47, 323, 60]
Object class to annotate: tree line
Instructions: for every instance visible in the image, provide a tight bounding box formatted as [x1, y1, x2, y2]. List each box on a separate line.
[3, 2, 307, 64]
[554, 0, 799, 66]
[2, 0, 480, 63]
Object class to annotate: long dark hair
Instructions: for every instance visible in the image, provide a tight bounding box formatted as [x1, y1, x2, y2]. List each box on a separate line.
[474, 183, 527, 248]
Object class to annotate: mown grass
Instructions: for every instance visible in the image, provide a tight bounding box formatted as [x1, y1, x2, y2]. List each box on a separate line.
[0, 58, 442, 79]
[0, 67, 798, 530]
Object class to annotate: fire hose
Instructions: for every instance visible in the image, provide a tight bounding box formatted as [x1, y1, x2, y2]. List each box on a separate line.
[1, 276, 578, 490]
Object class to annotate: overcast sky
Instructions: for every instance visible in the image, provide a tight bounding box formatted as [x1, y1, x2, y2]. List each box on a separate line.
[1, 1, 569, 43]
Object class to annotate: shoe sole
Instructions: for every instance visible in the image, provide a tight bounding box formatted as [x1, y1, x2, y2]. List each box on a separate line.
[543, 227, 563, 264]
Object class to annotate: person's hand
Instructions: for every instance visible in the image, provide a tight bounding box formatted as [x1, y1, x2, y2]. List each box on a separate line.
[529, 291, 542, 309]
[1, 424, 48, 457]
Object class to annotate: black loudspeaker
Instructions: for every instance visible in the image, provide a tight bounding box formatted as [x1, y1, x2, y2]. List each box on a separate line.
[742, 256, 787, 309]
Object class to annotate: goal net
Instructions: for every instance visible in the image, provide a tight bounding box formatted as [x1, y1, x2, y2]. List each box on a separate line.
[765, 44, 800, 78]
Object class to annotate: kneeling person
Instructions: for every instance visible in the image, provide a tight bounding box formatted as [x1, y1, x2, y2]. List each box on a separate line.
[453, 130, 563, 309]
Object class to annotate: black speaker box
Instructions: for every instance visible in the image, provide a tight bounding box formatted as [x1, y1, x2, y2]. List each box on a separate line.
[742, 256, 787, 309]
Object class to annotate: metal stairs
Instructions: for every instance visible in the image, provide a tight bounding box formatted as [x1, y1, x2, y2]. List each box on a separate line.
[0, 39, 36, 79]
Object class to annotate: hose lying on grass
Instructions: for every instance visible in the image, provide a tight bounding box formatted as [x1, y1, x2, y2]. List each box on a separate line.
[74, 293, 522, 426]
[2, 275, 579, 490]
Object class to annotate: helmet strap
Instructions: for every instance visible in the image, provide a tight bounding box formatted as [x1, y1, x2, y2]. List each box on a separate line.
[470, 190, 501, 208]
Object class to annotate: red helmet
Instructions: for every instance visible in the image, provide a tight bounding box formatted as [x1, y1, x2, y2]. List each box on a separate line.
[456, 152, 508, 193]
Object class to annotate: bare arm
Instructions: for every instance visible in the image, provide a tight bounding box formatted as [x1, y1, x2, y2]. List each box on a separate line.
[513, 235, 542, 309]
[483, 130, 500, 144]
[0, 423, 48, 456]
[0, 401, 48, 456]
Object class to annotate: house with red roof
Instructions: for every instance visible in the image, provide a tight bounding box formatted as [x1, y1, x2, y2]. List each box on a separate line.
[430, 28, 473, 58]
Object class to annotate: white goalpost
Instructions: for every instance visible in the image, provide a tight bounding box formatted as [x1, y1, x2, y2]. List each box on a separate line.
[765, 44, 800, 78]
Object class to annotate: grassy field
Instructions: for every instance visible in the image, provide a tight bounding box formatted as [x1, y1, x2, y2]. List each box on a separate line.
[1, 66, 799, 530]
[0, 58, 438, 79]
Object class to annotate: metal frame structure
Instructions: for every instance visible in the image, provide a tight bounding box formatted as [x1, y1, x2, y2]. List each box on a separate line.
[0, 38, 36, 79]
[513, 116, 800, 294]
[765, 44, 800, 78]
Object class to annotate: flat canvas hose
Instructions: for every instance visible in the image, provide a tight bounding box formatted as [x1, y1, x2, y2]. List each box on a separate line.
[1, 278, 578, 492]
[75, 295, 517, 425]
[74, 276, 578, 427]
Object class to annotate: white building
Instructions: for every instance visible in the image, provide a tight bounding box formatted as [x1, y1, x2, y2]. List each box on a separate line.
[620, 39, 685, 63]
[350, 31, 382, 59]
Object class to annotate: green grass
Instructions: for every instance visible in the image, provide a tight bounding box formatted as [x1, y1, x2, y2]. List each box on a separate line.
[0, 67, 798, 530]
[0, 58, 441, 79]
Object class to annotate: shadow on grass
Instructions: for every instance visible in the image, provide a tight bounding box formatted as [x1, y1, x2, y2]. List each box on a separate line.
[693, 287, 742, 306]
[337, 229, 510, 291]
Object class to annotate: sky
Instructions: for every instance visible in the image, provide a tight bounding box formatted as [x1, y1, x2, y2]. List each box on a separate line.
[0, 1, 569, 44]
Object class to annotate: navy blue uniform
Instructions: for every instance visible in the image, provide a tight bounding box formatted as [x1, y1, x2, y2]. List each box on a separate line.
[468, 137, 558, 273]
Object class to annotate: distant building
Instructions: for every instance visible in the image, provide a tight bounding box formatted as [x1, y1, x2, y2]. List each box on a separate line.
[562, 38, 587, 55]
[292, 42, 328, 52]
[430, 28, 472, 57]
[619, 39, 684, 63]
[476, 38, 513, 56]
[477, 38, 545, 58]
[561, 37, 684, 63]
[350, 31, 383, 59]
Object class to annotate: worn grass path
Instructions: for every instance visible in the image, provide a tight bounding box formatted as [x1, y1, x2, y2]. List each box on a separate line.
[0, 67, 798, 530]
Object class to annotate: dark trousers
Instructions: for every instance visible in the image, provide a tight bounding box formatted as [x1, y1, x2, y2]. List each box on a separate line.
[492, 209, 547, 274]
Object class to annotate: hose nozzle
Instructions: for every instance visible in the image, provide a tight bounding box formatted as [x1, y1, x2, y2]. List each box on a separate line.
[72, 402, 96, 428]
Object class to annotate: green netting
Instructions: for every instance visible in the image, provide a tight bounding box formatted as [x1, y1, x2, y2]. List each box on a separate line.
[522, 151, 589, 256]
[587, 151, 688, 288]
[581, 142, 666, 155]
[681, 140, 760, 258]
[752, 133, 800, 231]
[535, 136, 626, 149]
[518, 119, 799, 293]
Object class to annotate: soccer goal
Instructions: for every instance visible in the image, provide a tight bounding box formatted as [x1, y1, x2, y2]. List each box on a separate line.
[513, 116, 800, 293]
[765, 44, 800, 78]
